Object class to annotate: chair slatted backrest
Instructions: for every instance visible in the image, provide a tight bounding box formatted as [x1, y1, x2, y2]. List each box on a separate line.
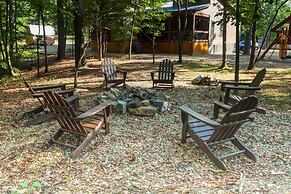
[22, 77, 45, 105]
[43, 91, 87, 134]
[158, 59, 173, 81]
[22, 77, 36, 95]
[101, 58, 117, 81]
[244, 68, 266, 96]
[208, 96, 258, 143]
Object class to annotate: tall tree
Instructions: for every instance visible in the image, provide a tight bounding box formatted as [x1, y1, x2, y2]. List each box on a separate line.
[175, 0, 191, 64]
[57, 0, 66, 60]
[234, 0, 240, 82]
[219, 7, 229, 69]
[39, 7, 49, 73]
[0, 0, 14, 75]
[73, 0, 83, 68]
[247, 0, 259, 70]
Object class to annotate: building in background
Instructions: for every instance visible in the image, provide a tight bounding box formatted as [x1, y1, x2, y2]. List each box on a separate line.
[26, 24, 55, 45]
[94, 0, 236, 55]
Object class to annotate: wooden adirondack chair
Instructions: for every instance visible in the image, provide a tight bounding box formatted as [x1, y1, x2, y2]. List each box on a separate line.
[180, 96, 263, 170]
[101, 58, 127, 89]
[151, 59, 175, 88]
[22, 77, 79, 125]
[220, 68, 266, 104]
[43, 91, 111, 158]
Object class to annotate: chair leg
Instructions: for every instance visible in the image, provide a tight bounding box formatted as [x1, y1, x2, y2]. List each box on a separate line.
[181, 125, 188, 143]
[72, 132, 95, 158]
[47, 129, 64, 146]
[231, 137, 256, 162]
[197, 140, 227, 170]
[103, 108, 110, 135]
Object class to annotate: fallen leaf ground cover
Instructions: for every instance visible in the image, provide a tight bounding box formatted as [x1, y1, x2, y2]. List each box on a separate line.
[0, 54, 290, 193]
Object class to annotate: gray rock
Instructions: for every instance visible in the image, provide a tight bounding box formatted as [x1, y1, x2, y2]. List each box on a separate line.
[110, 88, 122, 98]
[104, 91, 117, 100]
[127, 98, 142, 108]
[192, 75, 204, 84]
[141, 100, 150, 106]
[128, 106, 158, 116]
[116, 100, 127, 114]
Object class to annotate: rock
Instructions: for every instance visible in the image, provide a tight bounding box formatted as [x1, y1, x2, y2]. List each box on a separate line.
[141, 100, 150, 106]
[161, 102, 168, 112]
[151, 99, 167, 111]
[128, 106, 158, 116]
[127, 98, 142, 108]
[145, 89, 157, 97]
[110, 88, 122, 98]
[104, 91, 117, 100]
[100, 95, 109, 102]
[192, 75, 204, 84]
[139, 91, 149, 100]
[165, 95, 171, 100]
[116, 100, 127, 114]
[110, 101, 119, 113]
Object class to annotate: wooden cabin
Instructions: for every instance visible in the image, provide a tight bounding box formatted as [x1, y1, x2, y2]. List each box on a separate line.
[94, 0, 236, 55]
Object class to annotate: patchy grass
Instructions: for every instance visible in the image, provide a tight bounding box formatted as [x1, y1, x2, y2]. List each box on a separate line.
[181, 61, 291, 110]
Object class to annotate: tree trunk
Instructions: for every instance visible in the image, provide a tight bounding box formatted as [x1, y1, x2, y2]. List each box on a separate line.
[3, 0, 13, 75]
[234, 0, 240, 82]
[8, 0, 14, 59]
[219, 8, 228, 69]
[14, 0, 17, 54]
[177, 0, 182, 63]
[247, 0, 259, 70]
[0, 7, 6, 61]
[57, 0, 66, 60]
[74, 33, 93, 88]
[98, 27, 102, 60]
[40, 9, 48, 73]
[36, 38, 40, 77]
[243, 27, 251, 55]
[129, 16, 135, 60]
[177, 0, 189, 64]
[152, 36, 155, 64]
[74, 0, 83, 68]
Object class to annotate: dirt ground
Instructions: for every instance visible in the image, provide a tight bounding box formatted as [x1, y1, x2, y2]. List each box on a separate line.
[0, 54, 290, 193]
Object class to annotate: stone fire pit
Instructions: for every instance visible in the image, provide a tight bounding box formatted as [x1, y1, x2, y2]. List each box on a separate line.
[98, 87, 169, 116]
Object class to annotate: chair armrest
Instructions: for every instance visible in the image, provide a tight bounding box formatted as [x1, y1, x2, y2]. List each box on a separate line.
[171, 72, 176, 79]
[224, 85, 261, 91]
[77, 101, 112, 119]
[221, 81, 251, 86]
[214, 100, 231, 111]
[55, 88, 76, 96]
[150, 71, 157, 80]
[32, 84, 66, 91]
[65, 95, 79, 103]
[116, 69, 127, 74]
[32, 93, 44, 98]
[179, 105, 220, 127]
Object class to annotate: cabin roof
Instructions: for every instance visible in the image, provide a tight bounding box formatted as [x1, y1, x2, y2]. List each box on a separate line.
[162, 2, 210, 12]
[28, 25, 55, 36]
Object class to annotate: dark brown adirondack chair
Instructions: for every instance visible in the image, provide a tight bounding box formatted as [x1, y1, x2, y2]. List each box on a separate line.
[180, 96, 263, 170]
[220, 68, 266, 104]
[151, 59, 175, 88]
[101, 58, 127, 89]
[43, 91, 111, 158]
[22, 77, 79, 125]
